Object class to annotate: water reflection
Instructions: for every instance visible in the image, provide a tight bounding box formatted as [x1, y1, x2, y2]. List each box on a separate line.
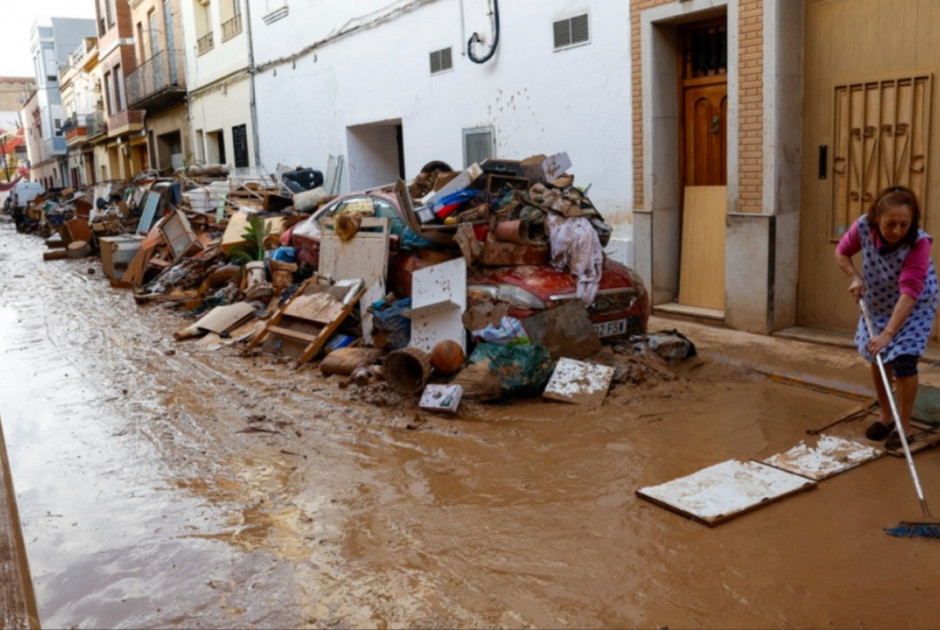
[0, 287, 296, 626]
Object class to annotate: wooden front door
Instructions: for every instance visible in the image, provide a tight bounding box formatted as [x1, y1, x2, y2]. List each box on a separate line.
[799, 0, 939, 335]
[678, 20, 727, 310]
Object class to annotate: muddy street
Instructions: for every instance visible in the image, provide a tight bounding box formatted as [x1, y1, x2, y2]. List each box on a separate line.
[1, 215, 940, 628]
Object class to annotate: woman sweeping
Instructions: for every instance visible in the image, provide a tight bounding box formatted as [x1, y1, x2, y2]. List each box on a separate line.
[835, 186, 940, 450]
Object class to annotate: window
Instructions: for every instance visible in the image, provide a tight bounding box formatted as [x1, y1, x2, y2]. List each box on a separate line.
[104, 70, 114, 115]
[137, 22, 146, 61]
[680, 22, 726, 79]
[429, 47, 452, 74]
[115, 64, 125, 111]
[462, 126, 495, 167]
[553, 14, 589, 50]
[829, 75, 931, 240]
[195, 0, 214, 54]
[164, 0, 179, 83]
[148, 10, 161, 57]
[232, 124, 249, 167]
[221, 0, 243, 41]
[54, 119, 62, 136]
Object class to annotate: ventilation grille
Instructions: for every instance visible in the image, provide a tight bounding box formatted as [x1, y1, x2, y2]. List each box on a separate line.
[463, 126, 494, 167]
[553, 14, 589, 50]
[429, 47, 453, 74]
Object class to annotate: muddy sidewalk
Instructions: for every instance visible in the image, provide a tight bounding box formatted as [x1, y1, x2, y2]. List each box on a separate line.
[1, 216, 940, 628]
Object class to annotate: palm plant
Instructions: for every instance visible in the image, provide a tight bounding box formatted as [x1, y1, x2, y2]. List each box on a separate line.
[228, 214, 273, 264]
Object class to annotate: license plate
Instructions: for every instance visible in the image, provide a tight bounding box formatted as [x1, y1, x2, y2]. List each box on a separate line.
[593, 318, 627, 338]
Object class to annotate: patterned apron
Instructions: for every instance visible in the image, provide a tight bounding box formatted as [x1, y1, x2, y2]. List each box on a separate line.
[855, 215, 940, 363]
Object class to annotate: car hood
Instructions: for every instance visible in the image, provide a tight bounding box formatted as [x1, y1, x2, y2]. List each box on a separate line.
[468, 258, 643, 302]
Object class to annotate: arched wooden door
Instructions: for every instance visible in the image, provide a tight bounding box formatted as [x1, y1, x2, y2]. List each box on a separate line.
[678, 19, 727, 310]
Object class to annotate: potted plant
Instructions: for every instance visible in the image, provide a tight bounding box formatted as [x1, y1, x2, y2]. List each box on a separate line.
[228, 214, 275, 298]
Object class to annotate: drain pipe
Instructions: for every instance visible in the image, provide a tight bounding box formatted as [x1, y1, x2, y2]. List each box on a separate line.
[244, 1, 261, 167]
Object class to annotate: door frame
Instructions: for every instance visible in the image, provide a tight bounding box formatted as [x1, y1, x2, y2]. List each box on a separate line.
[635, 2, 735, 308]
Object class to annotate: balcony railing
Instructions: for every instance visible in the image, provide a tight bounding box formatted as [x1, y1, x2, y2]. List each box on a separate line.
[107, 109, 144, 137]
[221, 14, 243, 41]
[85, 109, 107, 140]
[64, 114, 88, 146]
[127, 49, 186, 109]
[197, 31, 214, 55]
[60, 113, 79, 134]
[65, 125, 88, 146]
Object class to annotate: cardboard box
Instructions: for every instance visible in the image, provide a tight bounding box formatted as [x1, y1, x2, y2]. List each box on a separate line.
[419, 384, 462, 413]
[421, 163, 483, 205]
[520, 152, 572, 183]
[221, 210, 285, 254]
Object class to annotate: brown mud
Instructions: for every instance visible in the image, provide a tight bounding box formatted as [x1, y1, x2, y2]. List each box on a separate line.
[1, 217, 940, 628]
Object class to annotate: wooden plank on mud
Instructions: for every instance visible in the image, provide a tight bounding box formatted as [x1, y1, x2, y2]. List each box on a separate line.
[0, 414, 40, 629]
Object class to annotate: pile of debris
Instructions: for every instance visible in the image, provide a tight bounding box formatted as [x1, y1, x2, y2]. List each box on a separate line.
[6, 155, 693, 413]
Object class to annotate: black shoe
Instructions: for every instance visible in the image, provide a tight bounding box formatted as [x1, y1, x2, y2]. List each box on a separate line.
[866, 421, 894, 441]
[885, 431, 915, 451]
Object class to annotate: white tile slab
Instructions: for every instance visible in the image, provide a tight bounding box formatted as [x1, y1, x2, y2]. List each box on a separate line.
[636, 459, 816, 526]
[759, 434, 884, 481]
[542, 357, 614, 404]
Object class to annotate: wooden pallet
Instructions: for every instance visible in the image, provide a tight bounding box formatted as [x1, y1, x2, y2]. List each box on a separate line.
[247, 276, 365, 364]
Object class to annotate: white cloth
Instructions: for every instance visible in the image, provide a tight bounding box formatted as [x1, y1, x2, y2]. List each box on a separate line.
[546, 213, 603, 305]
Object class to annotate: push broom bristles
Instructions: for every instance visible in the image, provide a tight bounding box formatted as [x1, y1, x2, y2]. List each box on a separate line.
[884, 521, 940, 539]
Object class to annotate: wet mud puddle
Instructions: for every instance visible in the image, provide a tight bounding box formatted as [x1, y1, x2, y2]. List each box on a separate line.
[0, 224, 309, 627]
[2, 219, 940, 629]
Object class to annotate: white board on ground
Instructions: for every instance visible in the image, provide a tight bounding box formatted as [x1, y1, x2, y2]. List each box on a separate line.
[758, 434, 884, 481]
[542, 357, 614, 404]
[635, 459, 816, 526]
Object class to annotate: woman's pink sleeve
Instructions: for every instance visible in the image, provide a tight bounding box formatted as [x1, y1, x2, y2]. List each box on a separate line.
[900, 237, 933, 298]
[835, 221, 861, 256]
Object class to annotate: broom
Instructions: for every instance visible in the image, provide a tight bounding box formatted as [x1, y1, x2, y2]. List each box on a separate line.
[859, 299, 940, 539]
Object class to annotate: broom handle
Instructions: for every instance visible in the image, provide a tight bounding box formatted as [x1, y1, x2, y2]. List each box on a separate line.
[860, 299, 932, 518]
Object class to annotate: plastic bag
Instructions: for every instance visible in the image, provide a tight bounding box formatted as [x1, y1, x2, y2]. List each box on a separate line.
[453, 341, 553, 400]
[370, 297, 411, 350]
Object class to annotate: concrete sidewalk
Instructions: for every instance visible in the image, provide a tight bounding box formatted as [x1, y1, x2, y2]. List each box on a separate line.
[649, 315, 881, 400]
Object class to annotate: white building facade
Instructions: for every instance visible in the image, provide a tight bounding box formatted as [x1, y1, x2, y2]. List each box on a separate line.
[26, 17, 98, 189]
[179, 0, 256, 170]
[248, 0, 635, 261]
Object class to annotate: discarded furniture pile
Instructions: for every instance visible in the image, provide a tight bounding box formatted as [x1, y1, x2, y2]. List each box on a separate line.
[13, 155, 691, 412]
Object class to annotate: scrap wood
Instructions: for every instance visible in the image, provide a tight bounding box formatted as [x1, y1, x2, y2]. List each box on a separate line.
[133, 289, 199, 305]
[174, 301, 257, 340]
[248, 277, 366, 364]
[119, 241, 158, 288]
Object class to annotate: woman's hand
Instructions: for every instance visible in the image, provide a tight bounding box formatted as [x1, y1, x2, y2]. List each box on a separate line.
[867, 330, 893, 355]
[848, 276, 865, 301]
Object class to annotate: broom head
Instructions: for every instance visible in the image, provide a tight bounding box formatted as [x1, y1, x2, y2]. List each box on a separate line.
[884, 521, 940, 539]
